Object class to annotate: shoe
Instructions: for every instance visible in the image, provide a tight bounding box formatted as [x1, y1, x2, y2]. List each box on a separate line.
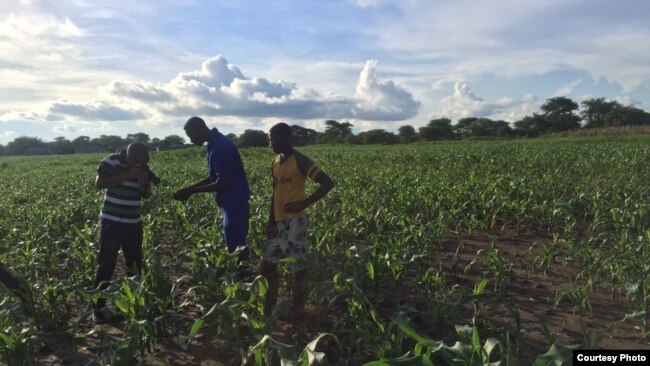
[236, 264, 257, 281]
[93, 309, 124, 324]
[236, 246, 251, 264]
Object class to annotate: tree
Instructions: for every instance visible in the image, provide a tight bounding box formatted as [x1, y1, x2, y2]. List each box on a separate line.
[320, 120, 353, 143]
[126, 133, 150, 144]
[238, 129, 268, 148]
[541, 97, 580, 132]
[72, 136, 91, 149]
[514, 114, 549, 137]
[50, 137, 75, 154]
[463, 118, 513, 138]
[541, 97, 579, 116]
[495, 121, 515, 138]
[345, 134, 362, 145]
[603, 106, 650, 127]
[359, 129, 398, 145]
[419, 118, 454, 140]
[398, 125, 417, 143]
[159, 135, 186, 150]
[92, 135, 127, 152]
[454, 117, 478, 137]
[5, 136, 45, 156]
[581, 98, 622, 128]
[226, 133, 238, 143]
[291, 125, 320, 146]
[0, 144, 4, 156]
[150, 137, 161, 150]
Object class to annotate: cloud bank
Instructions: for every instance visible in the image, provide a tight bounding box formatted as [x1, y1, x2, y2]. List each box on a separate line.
[430, 82, 538, 122]
[102, 55, 420, 122]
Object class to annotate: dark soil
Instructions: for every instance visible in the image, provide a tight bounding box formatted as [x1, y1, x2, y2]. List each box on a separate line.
[34, 229, 650, 365]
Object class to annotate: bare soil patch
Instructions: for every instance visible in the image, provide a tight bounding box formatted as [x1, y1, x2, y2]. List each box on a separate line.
[34, 229, 649, 365]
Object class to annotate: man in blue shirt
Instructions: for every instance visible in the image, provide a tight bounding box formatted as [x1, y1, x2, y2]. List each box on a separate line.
[173, 116, 251, 263]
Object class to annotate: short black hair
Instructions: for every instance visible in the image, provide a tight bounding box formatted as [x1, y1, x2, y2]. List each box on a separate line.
[127, 142, 149, 163]
[185, 116, 207, 130]
[270, 123, 292, 139]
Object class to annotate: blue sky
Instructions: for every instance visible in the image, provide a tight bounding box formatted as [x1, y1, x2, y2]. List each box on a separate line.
[1, 0, 649, 144]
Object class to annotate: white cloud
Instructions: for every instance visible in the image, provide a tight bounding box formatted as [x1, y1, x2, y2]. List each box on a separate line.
[553, 79, 583, 97]
[2, 131, 15, 137]
[52, 124, 77, 134]
[0, 12, 83, 67]
[354, 0, 382, 8]
[0, 55, 420, 138]
[369, 1, 650, 92]
[106, 55, 419, 122]
[103, 81, 174, 103]
[613, 96, 640, 108]
[430, 82, 538, 122]
[353, 60, 421, 120]
[0, 12, 82, 40]
[0, 111, 47, 122]
[173, 56, 245, 87]
[48, 100, 147, 121]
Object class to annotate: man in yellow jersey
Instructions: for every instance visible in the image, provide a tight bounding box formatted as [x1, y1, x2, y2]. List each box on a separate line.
[261, 123, 335, 317]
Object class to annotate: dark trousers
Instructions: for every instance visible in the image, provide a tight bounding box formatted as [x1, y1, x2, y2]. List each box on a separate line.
[221, 201, 250, 253]
[93, 219, 143, 309]
[0, 262, 20, 291]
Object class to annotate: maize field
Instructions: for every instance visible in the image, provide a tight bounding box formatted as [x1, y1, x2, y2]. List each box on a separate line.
[1, 135, 649, 365]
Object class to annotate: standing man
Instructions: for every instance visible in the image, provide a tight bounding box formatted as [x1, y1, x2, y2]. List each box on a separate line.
[261, 123, 335, 317]
[173, 116, 251, 263]
[93, 142, 151, 323]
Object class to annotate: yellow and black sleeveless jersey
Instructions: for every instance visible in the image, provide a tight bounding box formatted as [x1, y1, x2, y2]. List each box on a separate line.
[271, 150, 322, 221]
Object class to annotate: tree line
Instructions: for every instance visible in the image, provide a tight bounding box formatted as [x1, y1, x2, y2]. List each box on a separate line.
[0, 133, 186, 156]
[1, 96, 649, 156]
[232, 96, 650, 147]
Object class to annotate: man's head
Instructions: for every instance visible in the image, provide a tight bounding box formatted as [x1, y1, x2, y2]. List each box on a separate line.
[184, 116, 211, 146]
[269, 123, 292, 154]
[126, 142, 149, 167]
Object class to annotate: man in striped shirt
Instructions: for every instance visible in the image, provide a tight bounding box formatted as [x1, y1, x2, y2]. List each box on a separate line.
[93, 142, 151, 323]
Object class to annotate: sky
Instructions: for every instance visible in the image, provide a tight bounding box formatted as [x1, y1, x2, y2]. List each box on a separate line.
[1, 0, 649, 144]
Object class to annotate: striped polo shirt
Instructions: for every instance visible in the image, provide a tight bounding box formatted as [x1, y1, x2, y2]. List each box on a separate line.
[97, 153, 142, 224]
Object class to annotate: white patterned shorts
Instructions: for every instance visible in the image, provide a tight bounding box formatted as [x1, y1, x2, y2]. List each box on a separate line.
[261, 214, 308, 273]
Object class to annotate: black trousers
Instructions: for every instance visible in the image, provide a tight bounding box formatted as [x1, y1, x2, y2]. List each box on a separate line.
[0, 262, 19, 291]
[93, 219, 143, 309]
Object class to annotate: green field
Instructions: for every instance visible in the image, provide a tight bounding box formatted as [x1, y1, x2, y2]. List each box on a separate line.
[1, 136, 649, 365]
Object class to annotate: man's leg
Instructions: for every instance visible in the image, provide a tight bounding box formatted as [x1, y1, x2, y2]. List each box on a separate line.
[0, 262, 20, 291]
[237, 202, 251, 264]
[121, 222, 143, 277]
[292, 269, 307, 310]
[289, 214, 309, 311]
[221, 203, 250, 264]
[93, 220, 121, 310]
[260, 260, 279, 316]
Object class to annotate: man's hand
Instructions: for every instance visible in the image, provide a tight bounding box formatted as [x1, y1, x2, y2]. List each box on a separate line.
[173, 188, 192, 201]
[137, 171, 149, 186]
[137, 171, 151, 198]
[284, 200, 306, 213]
[127, 166, 144, 179]
[265, 220, 278, 239]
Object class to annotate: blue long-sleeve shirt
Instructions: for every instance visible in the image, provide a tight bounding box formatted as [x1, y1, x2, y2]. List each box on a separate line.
[207, 128, 250, 207]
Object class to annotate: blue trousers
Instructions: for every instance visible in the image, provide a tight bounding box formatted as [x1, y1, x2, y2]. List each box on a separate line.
[220, 201, 250, 253]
